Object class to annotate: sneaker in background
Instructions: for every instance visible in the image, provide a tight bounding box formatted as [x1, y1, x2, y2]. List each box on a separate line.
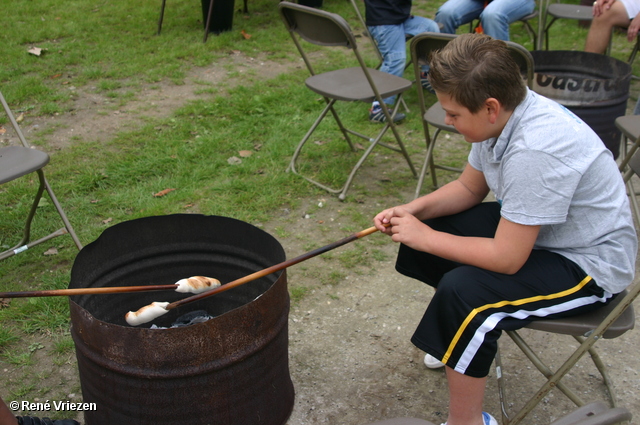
[420, 71, 435, 94]
[369, 105, 405, 123]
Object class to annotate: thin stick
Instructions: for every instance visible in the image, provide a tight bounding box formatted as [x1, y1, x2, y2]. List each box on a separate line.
[165, 225, 381, 311]
[0, 284, 180, 299]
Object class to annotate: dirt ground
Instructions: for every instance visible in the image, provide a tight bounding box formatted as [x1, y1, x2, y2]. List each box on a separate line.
[3, 51, 640, 425]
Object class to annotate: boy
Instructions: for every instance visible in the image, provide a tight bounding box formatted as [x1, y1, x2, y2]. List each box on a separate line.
[374, 33, 637, 425]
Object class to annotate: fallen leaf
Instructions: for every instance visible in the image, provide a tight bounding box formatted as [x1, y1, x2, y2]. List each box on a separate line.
[313, 140, 327, 146]
[43, 247, 59, 256]
[102, 217, 113, 224]
[90, 199, 99, 204]
[241, 30, 252, 40]
[153, 188, 176, 197]
[0, 126, 5, 135]
[239, 150, 253, 157]
[355, 143, 365, 150]
[0, 298, 10, 309]
[227, 156, 242, 165]
[253, 143, 263, 151]
[183, 203, 195, 208]
[28, 47, 45, 56]
[51, 73, 62, 79]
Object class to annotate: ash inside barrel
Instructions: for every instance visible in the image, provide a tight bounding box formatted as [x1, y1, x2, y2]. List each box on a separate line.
[150, 310, 214, 329]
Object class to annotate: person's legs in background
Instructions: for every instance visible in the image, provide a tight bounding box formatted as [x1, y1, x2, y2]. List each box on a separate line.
[585, 0, 631, 53]
[479, 0, 536, 41]
[403, 16, 440, 92]
[435, 0, 485, 35]
[368, 23, 409, 122]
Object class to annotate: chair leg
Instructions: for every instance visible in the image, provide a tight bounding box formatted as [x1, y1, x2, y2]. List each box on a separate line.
[203, 0, 215, 43]
[12, 170, 47, 252]
[499, 325, 623, 425]
[44, 177, 83, 250]
[415, 128, 440, 199]
[157, 0, 167, 35]
[288, 96, 415, 200]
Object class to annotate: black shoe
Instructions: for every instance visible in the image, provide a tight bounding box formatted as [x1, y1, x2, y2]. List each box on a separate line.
[16, 416, 80, 425]
[420, 71, 435, 94]
[369, 106, 406, 123]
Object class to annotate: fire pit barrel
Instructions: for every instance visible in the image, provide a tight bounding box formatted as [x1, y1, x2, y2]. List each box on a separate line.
[531, 50, 631, 159]
[68, 214, 294, 425]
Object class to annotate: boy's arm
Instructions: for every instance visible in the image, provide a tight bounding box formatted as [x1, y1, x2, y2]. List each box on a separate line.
[377, 163, 540, 274]
[409, 163, 490, 221]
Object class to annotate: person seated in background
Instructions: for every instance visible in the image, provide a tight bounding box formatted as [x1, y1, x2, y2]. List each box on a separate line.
[435, 0, 535, 41]
[0, 397, 79, 425]
[364, 0, 440, 122]
[585, 0, 640, 54]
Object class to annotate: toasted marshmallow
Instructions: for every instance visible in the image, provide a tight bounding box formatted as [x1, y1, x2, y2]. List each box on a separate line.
[125, 301, 170, 326]
[175, 276, 221, 294]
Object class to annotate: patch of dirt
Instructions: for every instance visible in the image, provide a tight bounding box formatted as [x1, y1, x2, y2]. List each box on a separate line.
[2, 49, 640, 425]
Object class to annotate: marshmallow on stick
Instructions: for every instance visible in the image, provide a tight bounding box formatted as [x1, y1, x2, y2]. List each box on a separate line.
[175, 276, 221, 294]
[125, 302, 170, 326]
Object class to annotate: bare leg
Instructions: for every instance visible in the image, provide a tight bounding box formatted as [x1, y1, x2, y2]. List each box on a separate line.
[444, 366, 488, 425]
[585, 1, 631, 53]
[0, 398, 19, 425]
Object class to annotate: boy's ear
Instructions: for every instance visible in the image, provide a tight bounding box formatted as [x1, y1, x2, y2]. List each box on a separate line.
[485, 98, 501, 124]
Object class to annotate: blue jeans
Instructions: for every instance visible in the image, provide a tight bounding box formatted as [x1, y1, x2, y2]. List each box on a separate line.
[435, 0, 535, 41]
[368, 16, 439, 105]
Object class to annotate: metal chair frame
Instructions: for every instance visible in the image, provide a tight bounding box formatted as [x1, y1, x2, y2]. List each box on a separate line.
[279, 1, 417, 200]
[496, 144, 640, 425]
[409, 32, 534, 197]
[0, 91, 83, 260]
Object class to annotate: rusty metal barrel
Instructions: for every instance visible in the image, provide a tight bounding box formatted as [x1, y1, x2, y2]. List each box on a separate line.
[68, 214, 294, 425]
[531, 50, 631, 159]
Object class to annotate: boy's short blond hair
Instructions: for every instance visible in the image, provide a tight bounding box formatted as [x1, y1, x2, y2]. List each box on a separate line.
[428, 33, 527, 113]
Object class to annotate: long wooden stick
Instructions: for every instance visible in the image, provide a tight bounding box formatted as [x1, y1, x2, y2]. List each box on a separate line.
[165, 225, 381, 311]
[0, 284, 180, 299]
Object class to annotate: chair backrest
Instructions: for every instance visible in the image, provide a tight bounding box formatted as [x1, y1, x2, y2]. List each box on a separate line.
[279, 2, 357, 50]
[410, 32, 534, 91]
[279, 1, 370, 77]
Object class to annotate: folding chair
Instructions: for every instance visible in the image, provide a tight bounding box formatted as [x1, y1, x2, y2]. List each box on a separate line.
[279, 1, 417, 200]
[0, 91, 83, 260]
[410, 33, 534, 197]
[361, 401, 632, 425]
[495, 244, 640, 424]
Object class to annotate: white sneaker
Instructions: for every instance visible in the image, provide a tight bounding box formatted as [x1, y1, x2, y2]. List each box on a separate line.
[424, 353, 445, 369]
[440, 412, 498, 425]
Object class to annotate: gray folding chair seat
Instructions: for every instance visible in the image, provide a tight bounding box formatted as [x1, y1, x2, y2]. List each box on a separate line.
[0, 91, 82, 260]
[540, 0, 593, 50]
[410, 33, 534, 197]
[279, 1, 417, 200]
